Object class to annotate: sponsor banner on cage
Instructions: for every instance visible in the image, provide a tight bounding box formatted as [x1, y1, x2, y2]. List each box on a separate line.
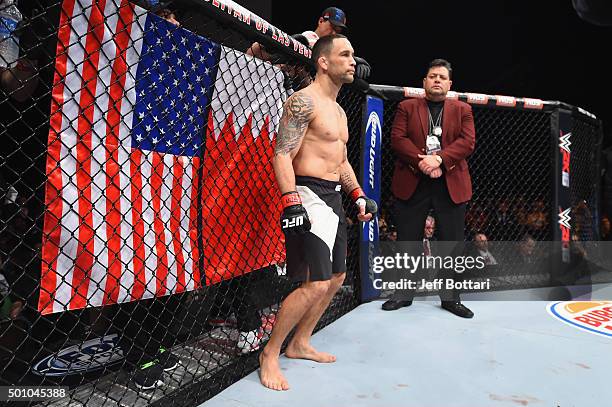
[41, 0, 286, 313]
[360, 96, 383, 301]
[556, 110, 573, 264]
[362, 241, 612, 300]
[548, 301, 612, 338]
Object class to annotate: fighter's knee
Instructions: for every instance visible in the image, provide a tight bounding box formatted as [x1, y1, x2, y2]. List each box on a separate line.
[304, 280, 331, 299]
[331, 272, 346, 289]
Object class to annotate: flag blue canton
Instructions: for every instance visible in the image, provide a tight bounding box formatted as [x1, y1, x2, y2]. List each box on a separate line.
[131, 14, 220, 157]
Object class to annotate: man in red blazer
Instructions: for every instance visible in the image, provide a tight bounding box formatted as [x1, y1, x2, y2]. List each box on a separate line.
[382, 59, 475, 318]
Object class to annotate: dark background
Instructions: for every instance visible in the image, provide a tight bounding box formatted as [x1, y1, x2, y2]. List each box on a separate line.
[256, 0, 612, 145]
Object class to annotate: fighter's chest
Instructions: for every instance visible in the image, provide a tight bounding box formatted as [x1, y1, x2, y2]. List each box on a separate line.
[310, 107, 348, 142]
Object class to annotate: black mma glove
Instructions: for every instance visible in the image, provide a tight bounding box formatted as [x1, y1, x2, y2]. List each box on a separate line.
[349, 187, 378, 218]
[280, 191, 311, 235]
[353, 56, 371, 80]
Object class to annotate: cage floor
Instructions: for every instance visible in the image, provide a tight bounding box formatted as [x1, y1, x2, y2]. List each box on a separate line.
[202, 284, 612, 407]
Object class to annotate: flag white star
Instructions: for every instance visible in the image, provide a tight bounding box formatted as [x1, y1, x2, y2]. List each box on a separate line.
[178, 91, 184, 98]
[200, 87, 206, 95]
[171, 44, 178, 52]
[182, 71, 188, 79]
[195, 75, 202, 82]
[173, 79, 179, 87]
[181, 36, 187, 45]
[188, 114, 194, 122]
[138, 112, 145, 120]
[197, 106, 203, 114]
[187, 83, 194, 91]
[207, 48, 213, 55]
[193, 143, 199, 149]
[170, 100, 176, 108]
[175, 131, 181, 138]
[161, 51, 168, 60]
[205, 67, 210, 75]
[191, 63, 197, 71]
[152, 137, 158, 144]
[166, 29, 172, 38]
[160, 128, 166, 135]
[153, 115, 159, 122]
[180, 142, 186, 149]
[199, 55, 206, 63]
[146, 124, 152, 132]
[169, 119, 175, 126]
[177, 57, 183, 66]
[166, 140, 172, 147]
[146, 103, 152, 110]
[194, 42, 201, 51]
[136, 134, 143, 142]
[156, 37, 162, 45]
[186, 50, 192, 58]
[192, 95, 197, 103]
[139, 90, 145, 98]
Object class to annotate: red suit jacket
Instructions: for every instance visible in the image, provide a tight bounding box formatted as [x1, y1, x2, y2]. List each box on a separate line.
[390, 98, 476, 204]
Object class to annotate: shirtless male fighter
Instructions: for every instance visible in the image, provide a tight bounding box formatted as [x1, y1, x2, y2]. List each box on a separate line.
[259, 34, 377, 391]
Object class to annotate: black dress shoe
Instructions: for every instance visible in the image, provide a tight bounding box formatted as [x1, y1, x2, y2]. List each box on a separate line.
[382, 299, 413, 311]
[441, 301, 474, 318]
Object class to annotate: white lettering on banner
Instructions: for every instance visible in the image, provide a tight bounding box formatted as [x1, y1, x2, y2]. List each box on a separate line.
[524, 98, 544, 109]
[467, 93, 488, 104]
[496, 95, 516, 107]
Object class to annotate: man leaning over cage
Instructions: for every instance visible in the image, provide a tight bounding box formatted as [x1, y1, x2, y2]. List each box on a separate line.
[258, 34, 377, 391]
[246, 7, 371, 91]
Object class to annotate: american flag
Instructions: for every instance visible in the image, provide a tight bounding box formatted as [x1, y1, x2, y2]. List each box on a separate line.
[40, 0, 285, 314]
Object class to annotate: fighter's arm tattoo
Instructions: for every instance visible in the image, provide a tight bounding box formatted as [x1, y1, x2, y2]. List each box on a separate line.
[339, 145, 361, 193]
[275, 92, 314, 157]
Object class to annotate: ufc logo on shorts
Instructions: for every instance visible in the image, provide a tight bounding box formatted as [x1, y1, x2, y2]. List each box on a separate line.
[283, 217, 303, 229]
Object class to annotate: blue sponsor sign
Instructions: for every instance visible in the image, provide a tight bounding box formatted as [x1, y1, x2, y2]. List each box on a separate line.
[360, 96, 383, 301]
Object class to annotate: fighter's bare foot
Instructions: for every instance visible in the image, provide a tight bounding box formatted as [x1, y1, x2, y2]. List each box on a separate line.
[259, 351, 289, 391]
[285, 341, 336, 363]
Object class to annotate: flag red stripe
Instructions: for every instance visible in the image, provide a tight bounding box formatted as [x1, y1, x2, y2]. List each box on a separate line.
[130, 150, 146, 300]
[190, 158, 201, 288]
[70, 0, 108, 310]
[102, 0, 134, 305]
[171, 157, 186, 292]
[151, 152, 169, 296]
[40, 0, 77, 314]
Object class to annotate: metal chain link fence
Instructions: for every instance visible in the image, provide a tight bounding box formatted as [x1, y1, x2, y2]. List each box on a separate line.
[371, 86, 603, 292]
[0, 0, 365, 405]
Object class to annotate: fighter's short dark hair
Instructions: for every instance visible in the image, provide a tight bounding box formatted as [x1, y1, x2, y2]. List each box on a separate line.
[427, 58, 453, 79]
[312, 34, 347, 66]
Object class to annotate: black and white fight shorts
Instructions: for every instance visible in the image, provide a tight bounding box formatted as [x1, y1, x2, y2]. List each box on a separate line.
[286, 176, 347, 282]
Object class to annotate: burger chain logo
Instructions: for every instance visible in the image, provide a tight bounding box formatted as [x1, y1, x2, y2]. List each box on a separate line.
[559, 131, 571, 188]
[558, 207, 571, 263]
[548, 301, 612, 338]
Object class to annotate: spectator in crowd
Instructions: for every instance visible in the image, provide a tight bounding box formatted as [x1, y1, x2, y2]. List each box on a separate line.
[525, 200, 548, 238]
[487, 198, 517, 240]
[465, 203, 488, 237]
[514, 233, 538, 264]
[382, 58, 475, 318]
[387, 225, 397, 241]
[470, 232, 498, 266]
